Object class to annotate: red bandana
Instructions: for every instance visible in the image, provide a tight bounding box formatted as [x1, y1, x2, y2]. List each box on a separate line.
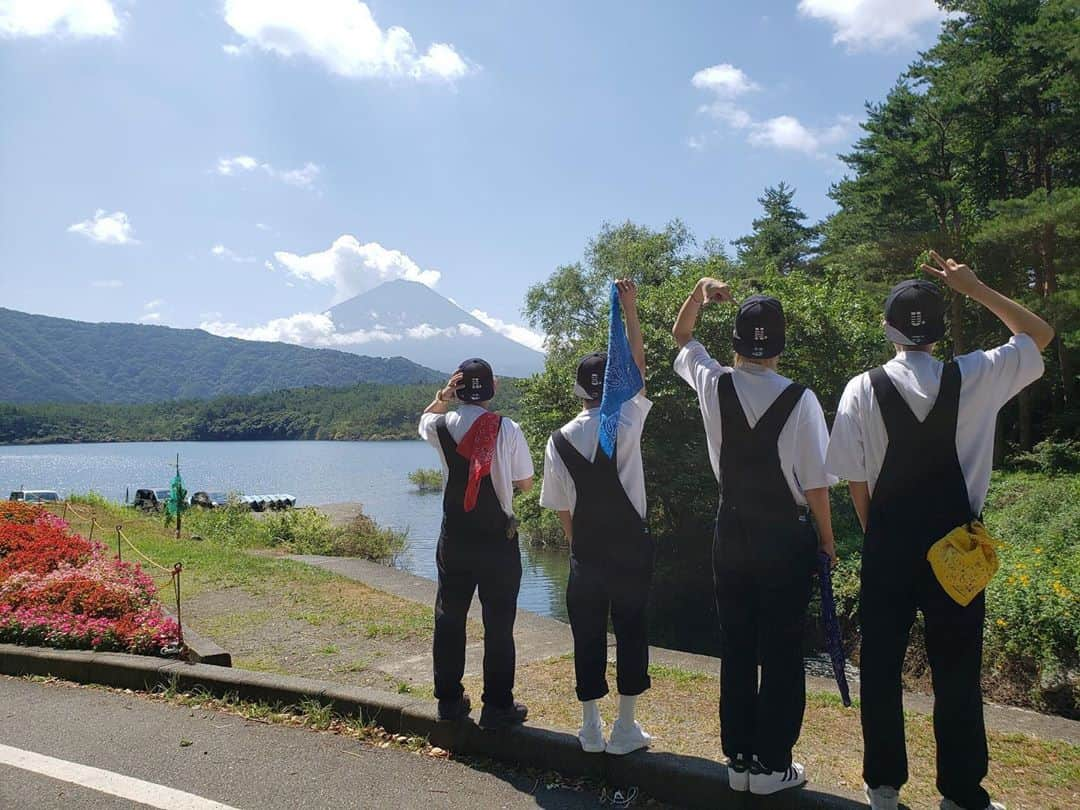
[456, 411, 501, 512]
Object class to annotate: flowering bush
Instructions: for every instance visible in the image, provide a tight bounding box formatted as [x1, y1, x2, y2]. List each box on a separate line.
[0, 504, 180, 656]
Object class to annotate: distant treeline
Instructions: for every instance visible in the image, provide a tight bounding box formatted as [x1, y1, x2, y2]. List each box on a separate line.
[0, 381, 523, 445]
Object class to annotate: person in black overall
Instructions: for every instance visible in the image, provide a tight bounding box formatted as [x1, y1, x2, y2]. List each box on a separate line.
[673, 280, 837, 796]
[540, 280, 654, 754]
[828, 254, 1054, 810]
[418, 358, 534, 730]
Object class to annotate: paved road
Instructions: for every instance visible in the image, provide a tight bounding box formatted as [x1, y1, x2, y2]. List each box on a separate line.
[0, 676, 614, 810]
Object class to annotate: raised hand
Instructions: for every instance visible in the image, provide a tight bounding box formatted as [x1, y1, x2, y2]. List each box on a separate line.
[615, 278, 638, 307]
[699, 277, 734, 305]
[921, 250, 982, 297]
[439, 372, 464, 402]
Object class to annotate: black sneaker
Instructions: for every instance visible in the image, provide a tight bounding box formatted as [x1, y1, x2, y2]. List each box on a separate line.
[437, 692, 471, 723]
[478, 701, 528, 730]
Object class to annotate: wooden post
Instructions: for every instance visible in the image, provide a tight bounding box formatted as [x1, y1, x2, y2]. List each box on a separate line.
[88, 518, 95, 543]
[116, 526, 122, 562]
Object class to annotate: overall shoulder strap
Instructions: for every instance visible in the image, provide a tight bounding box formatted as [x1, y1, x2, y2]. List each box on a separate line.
[869, 366, 919, 438]
[925, 361, 962, 438]
[552, 429, 590, 472]
[435, 415, 455, 450]
[752, 383, 806, 441]
[716, 373, 752, 434]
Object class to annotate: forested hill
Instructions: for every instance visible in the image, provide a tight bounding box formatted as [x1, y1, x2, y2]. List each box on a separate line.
[0, 308, 443, 404]
[0, 380, 522, 445]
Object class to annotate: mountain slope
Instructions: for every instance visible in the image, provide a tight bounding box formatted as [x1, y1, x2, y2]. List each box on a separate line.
[328, 280, 545, 377]
[0, 307, 443, 404]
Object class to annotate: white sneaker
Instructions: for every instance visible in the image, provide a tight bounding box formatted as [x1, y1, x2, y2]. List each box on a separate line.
[727, 756, 750, 792]
[749, 761, 806, 795]
[577, 721, 605, 753]
[865, 783, 900, 809]
[940, 800, 1006, 810]
[605, 719, 651, 755]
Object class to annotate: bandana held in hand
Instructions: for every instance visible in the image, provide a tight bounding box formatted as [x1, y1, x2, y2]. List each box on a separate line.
[456, 411, 502, 512]
[599, 282, 643, 458]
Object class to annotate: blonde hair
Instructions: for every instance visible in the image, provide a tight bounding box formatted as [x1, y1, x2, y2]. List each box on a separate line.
[734, 353, 779, 370]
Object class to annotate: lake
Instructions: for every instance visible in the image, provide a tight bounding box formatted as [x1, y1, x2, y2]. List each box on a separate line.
[0, 440, 570, 621]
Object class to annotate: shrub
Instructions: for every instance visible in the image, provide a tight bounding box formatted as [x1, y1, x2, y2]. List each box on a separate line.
[408, 468, 443, 493]
[261, 508, 404, 561]
[185, 504, 270, 547]
[0, 504, 180, 655]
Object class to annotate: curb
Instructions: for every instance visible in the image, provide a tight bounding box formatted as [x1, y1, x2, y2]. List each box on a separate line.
[161, 608, 232, 667]
[0, 644, 865, 809]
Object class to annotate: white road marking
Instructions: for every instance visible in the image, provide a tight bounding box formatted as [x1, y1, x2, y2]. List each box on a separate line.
[0, 743, 238, 809]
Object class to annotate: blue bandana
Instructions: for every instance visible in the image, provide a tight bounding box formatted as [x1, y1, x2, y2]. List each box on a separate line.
[598, 282, 643, 458]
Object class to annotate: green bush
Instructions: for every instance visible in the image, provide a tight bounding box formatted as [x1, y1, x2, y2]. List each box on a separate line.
[262, 508, 405, 561]
[515, 486, 567, 547]
[408, 468, 443, 493]
[982, 472, 1080, 714]
[1009, 438, 1080, 476]
[185, 504, 270, 547]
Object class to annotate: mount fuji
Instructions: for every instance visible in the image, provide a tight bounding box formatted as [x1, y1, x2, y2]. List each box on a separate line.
[326, 280, 545, 378]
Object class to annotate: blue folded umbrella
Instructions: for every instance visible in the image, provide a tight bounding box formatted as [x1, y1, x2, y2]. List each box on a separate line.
[598, 282, 643, 459]
[818, 551, 852, 707]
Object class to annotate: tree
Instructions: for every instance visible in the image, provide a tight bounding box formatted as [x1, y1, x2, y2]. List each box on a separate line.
[732, 183, 820, 275]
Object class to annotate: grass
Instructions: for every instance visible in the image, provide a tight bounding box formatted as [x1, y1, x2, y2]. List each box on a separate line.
[45, 500, 444, 685]
[471, 656, 1080, 809]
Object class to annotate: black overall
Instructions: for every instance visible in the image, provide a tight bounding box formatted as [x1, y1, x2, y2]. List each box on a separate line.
[712, 374, 816, 771]
[860, 362, 989, 809]
[432, 417, 522, 709]
[553, 431, 654, 702]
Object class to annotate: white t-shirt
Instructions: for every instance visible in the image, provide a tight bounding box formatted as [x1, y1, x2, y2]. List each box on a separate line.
[826, 335, 1044, 514]
[418, 404, 534, 518]
[674, 341, 835, 504]
[539, 394, 652, 519]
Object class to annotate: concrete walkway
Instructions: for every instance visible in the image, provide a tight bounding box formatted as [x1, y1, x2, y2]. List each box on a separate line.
[289, 554, 1080, 746]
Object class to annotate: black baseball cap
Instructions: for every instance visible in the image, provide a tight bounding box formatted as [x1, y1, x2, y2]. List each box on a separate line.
[884, 279, 946, 346]
[732, 295, 785, 359]
[456, 358, 495, 403]
[574, 352, 607, 400]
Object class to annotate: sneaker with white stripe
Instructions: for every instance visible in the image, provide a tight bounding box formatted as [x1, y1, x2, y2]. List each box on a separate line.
[726, 755, 750, 792]
[749, 760, 806, 795]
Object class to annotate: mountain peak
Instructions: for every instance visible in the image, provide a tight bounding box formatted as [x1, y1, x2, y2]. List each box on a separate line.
[326, 280, 543, 377]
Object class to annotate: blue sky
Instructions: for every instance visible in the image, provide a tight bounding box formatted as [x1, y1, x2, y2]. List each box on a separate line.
[0, 0, 947, 351]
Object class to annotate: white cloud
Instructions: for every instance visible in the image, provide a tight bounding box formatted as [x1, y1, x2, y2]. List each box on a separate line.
[67, 210, 138, 245]
[690, 64, 855, 159]
[222, 0, 472, 82]
[469, 309, 547, 352]
[457, 323, 483, 337]
[216, 155, 321, 189]
[138, 312, 161, 324]
[211, 244, 256, 263]
[255, 222, 271, 231]
[747, 114, 853, 156]
[90, 279, 123, 288]
[222, 44, 242, 55]
[691, 63, 758, 97]
[143, 299, 163, 311]
[0, 0, 119, 39]
[201, 312, 399, 346]
[274, 235, 440, 304]
[798, 0, 945, 49]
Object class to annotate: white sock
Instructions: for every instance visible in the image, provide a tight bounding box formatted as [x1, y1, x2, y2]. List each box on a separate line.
[616, 694, 637, 724]
[582, 699, 601, 728]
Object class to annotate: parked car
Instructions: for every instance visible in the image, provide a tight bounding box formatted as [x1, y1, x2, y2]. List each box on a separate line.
[190, 491, 230, 509]
[131, 488, 175, 512]
[8, 489, 61, 503]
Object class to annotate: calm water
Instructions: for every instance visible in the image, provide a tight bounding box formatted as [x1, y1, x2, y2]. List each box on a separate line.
[0, 441, 570, 620]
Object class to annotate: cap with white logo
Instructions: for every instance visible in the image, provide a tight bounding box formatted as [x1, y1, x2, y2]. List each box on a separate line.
[884, 279, 946, 346]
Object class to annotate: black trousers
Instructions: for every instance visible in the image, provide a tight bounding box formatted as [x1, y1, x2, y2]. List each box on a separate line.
[714, 566, 811, 771]
[433, 532, 522, 709]
[566, 556, 652, 702]
[860, 563, 989, 809]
